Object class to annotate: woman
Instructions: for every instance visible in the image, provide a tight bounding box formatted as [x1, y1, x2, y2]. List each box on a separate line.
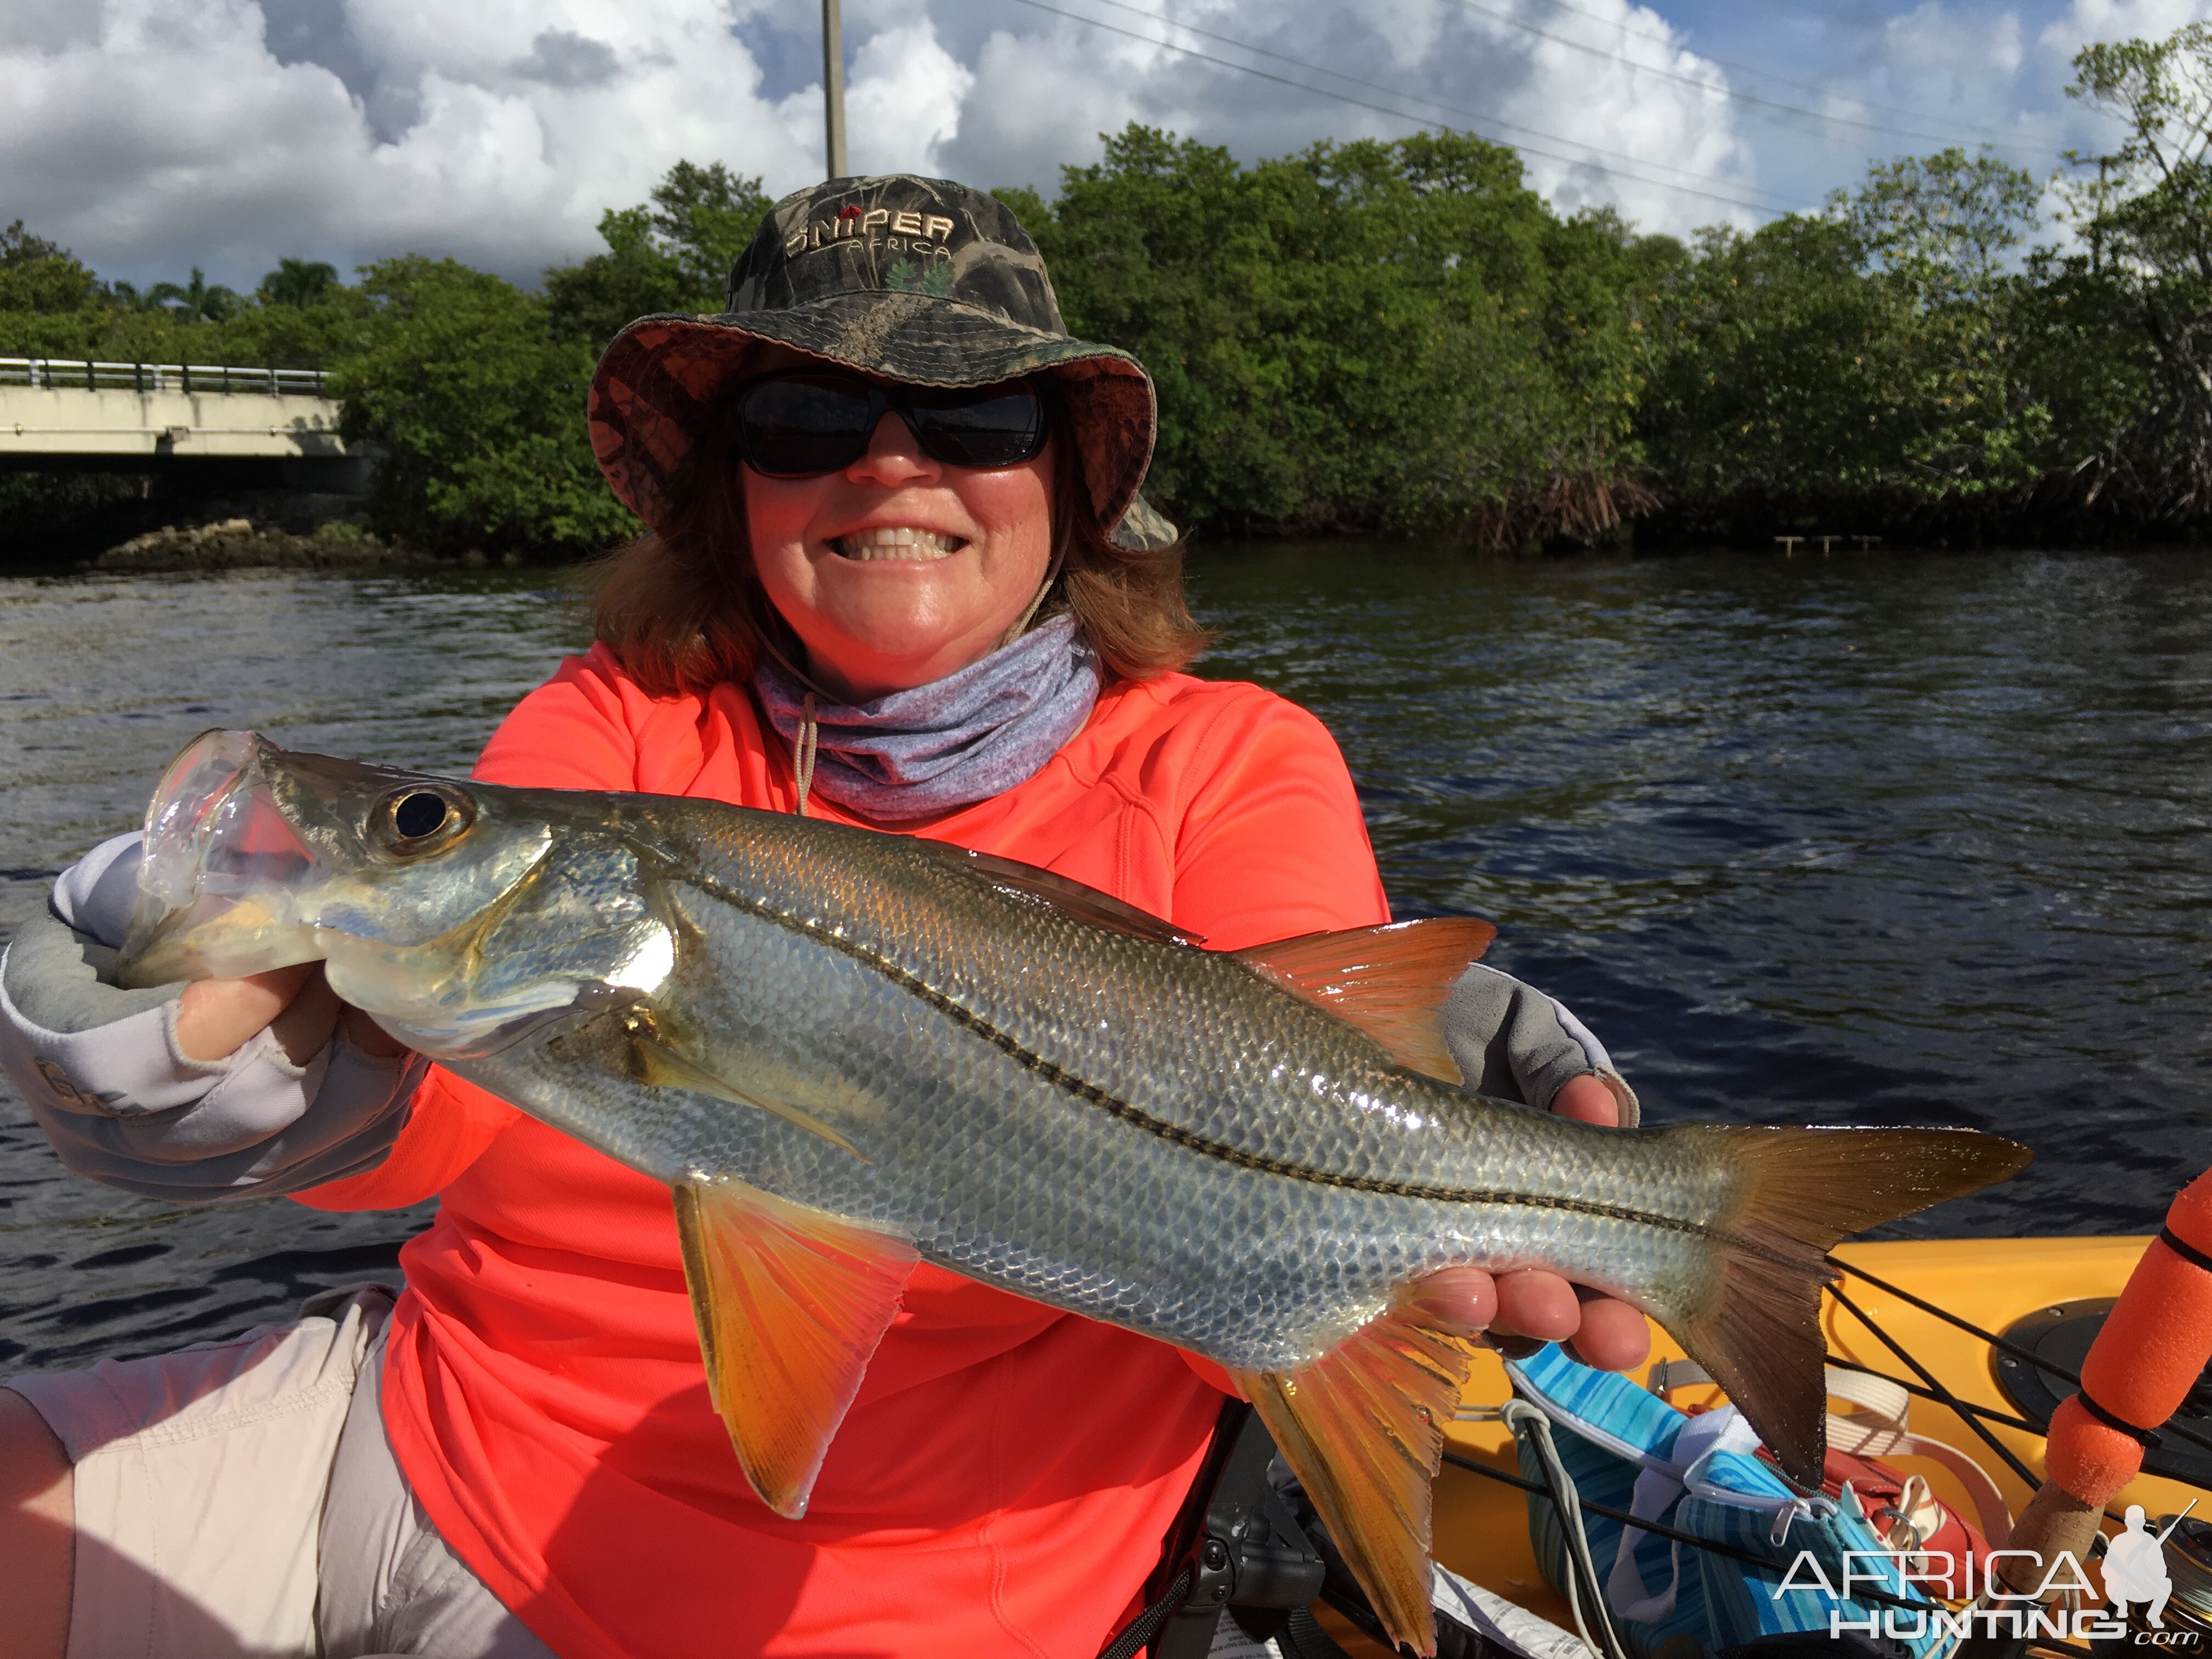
[0, 176, 1646, 1659]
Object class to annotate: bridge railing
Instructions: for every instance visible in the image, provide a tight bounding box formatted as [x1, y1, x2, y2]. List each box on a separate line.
[0, 358, 332, 397]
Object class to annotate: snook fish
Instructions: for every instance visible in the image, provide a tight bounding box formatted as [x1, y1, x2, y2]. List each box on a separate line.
[116, 730, 2029, 1655]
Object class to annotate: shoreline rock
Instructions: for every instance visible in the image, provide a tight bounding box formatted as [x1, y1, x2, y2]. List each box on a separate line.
[91, 520, 436, 572]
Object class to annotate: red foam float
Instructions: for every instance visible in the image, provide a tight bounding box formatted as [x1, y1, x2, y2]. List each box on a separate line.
[2042, 1169, 2212, 1507]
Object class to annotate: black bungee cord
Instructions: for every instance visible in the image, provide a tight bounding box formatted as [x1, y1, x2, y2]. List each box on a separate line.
[1827, 1254, 2212, 1464]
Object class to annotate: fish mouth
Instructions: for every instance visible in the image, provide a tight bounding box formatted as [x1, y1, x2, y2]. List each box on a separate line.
[115, 729, 673, 1060]
[119, 729, 328, 985]
[114, 725, 466, 991]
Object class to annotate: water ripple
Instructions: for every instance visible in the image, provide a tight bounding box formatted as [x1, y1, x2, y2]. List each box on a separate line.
[0, 550, 2203, 1370]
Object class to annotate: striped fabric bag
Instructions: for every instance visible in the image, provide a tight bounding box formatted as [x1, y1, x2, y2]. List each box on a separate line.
[1506, 1344, 1951, 1659]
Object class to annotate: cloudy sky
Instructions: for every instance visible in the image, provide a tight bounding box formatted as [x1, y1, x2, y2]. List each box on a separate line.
[4, 0, 2208, 293]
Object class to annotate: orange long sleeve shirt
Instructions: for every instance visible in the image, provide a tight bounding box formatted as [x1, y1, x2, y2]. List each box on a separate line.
[300, 644, 1391, 1659]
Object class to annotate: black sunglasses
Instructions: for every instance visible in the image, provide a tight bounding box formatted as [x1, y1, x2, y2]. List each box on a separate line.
[730, 371, 1050, 478]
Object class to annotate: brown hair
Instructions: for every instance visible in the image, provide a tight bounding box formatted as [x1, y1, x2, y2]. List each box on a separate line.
[589, 408, 1207, 699]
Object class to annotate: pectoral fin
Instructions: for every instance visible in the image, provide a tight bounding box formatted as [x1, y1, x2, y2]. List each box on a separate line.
[1231, 1304, 1474, 1658]
[672, 1178, 919, 1520]
[633, 1027, 867, 1160]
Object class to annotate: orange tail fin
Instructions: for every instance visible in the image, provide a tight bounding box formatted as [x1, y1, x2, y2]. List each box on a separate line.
[1650, 1125, 2030, 1491]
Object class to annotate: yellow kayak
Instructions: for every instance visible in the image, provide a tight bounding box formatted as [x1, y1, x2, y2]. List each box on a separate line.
[1300, 1235, 2199, 1654]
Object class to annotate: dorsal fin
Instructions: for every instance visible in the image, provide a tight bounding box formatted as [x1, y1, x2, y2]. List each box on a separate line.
[1234, 918, 1496, 1084]
[926, 843, 1205, 946]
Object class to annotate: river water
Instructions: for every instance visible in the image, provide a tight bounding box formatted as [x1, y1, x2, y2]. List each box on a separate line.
[1, 546, 2206, 1372]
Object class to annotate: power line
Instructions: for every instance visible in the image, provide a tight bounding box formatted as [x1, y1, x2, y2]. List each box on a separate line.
[1004, 0, 1786, 213]
[998, 0, 1794, 217]
[1439, 0, 2049, 161]
[1051, 0, 1805, 214]
[1520, 0, 2028, 146]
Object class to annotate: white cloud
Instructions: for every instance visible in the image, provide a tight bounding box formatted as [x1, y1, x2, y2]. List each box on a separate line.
[1, 0, 825, 286]
[0, 0, 1771, 289]
[839, 17, 975, 174]
[1883, 4, 2027, 94]
[1481, 2, 1758, 226]
[926, 0, 1766, 229]
[2051, 0, 2212, 44]
[14, 0, 2212, 295]
[944, 23, 1156, 183]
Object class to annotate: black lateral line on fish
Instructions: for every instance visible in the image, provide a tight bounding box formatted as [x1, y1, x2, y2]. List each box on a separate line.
[681, 872, 1808, 1268]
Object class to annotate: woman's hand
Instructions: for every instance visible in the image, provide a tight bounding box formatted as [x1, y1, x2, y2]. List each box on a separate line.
[2, 846, 426, 1205]
[1403, 1073, 1653, 1372]
[176, 965, 408, 1064]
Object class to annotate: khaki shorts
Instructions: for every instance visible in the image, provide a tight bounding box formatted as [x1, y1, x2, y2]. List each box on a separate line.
[2, 1287, 551, 1659]
[4, 1296, 1306, 1659]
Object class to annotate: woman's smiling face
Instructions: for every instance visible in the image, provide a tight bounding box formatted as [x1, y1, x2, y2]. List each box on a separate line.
[742, 347, 1057, 703]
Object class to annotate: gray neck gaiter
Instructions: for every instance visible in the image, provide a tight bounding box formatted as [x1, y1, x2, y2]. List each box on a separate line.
[752, 614, 1103, 823]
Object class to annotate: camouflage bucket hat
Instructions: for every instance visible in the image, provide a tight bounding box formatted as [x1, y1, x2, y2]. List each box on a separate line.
[589, 173, 1176, 552]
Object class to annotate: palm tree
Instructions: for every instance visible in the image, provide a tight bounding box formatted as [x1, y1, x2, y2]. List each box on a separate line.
[259, 257, 339, 308]
[146, 266, 242, 321]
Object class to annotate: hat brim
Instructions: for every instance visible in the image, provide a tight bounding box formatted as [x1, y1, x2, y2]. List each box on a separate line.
[589, 295, 1168, 550]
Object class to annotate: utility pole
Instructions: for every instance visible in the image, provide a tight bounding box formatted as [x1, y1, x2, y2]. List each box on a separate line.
[821, 0, 848, 180]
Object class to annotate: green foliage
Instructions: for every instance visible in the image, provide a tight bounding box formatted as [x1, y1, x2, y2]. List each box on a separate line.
[215, 286, 375, 368]
[0, 219, 103, 314]
[145, 267, 242, 323]
[543, 203, 696, 349]
[23, 63, 2212, 559]
[2007, 249, 2152, 500]
[1641, 149, 2067, 528]
[1023, 105, 2212, 542]
[1849, 149, 2041, 296]
[261, 258, 340, 308]
[0, 279, 370, 369]
[330, 255, 636, 556]
[544, 159, 771, 347]
[2058, 24, 2212, 520]
[647, 160, 774, 297]
[1, 222, 67, 266]
[1646, 218, 1897, 508]
[1030, 127, 1662, 543]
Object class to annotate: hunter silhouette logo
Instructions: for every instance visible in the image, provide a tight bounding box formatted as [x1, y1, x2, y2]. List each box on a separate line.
[2107, 1505, 2186, 1629]
[1772, 1523, 2199, 1645]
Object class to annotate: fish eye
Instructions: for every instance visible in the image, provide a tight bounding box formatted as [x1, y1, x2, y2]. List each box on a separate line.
[394, 792, 447, 838]
[373, 784, 475, 857]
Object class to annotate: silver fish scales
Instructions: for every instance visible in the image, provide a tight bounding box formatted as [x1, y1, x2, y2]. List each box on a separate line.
[117, 731, 2030, 1654]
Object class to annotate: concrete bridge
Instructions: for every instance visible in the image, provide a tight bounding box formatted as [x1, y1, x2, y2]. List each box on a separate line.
[0, 357, 364, 487]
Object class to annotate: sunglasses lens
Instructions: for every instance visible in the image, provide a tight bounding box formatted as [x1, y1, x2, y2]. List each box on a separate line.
[734, 375, 1048, 476]
[910, 385, 1047, 467]
[735, 377, 873, 477]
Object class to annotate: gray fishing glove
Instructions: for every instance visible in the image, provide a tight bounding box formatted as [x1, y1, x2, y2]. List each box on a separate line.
[0, 833, 426, 1202]
[1442, 963, 1639, 1126]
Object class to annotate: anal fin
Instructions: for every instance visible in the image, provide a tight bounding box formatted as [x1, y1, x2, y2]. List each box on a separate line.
[1231, 1302, 1474, 1657]
[672, 1178, 919, 1520]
